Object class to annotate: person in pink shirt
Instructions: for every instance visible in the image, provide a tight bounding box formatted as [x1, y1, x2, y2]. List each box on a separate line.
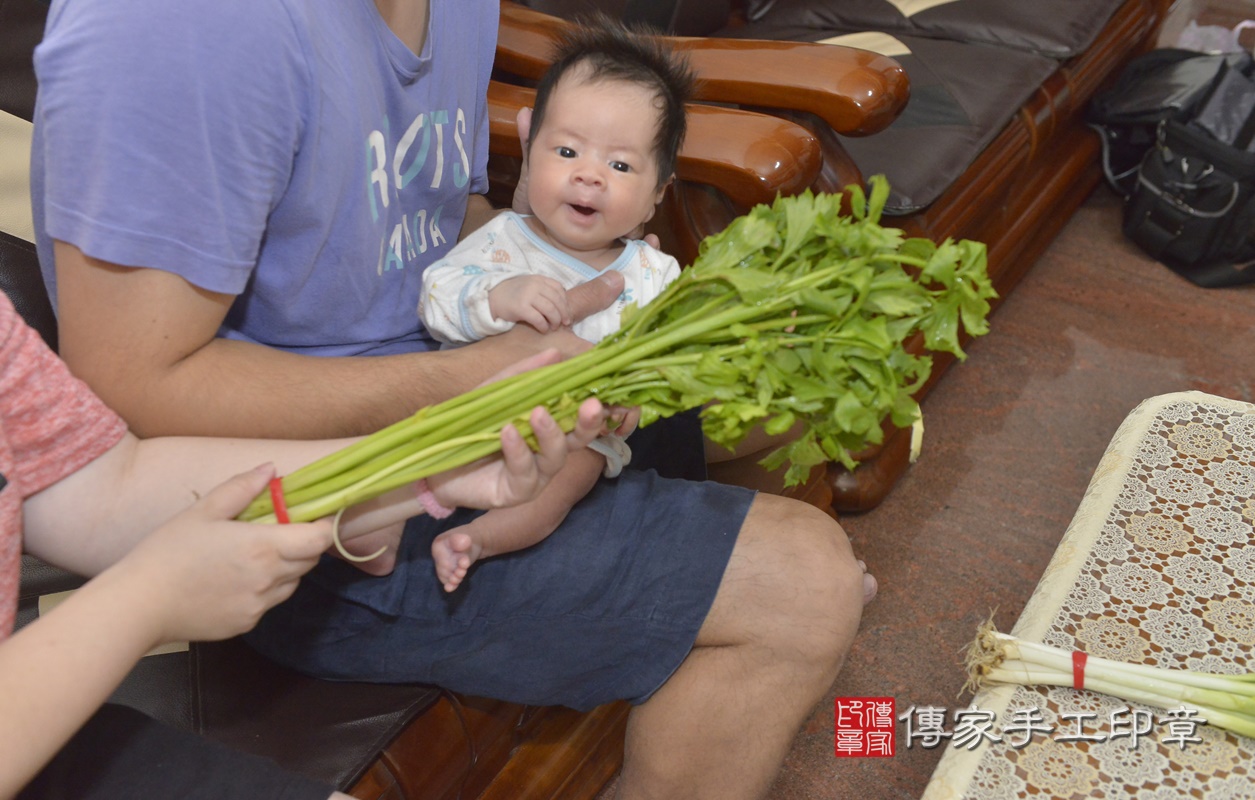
[0, 293, 606, 799]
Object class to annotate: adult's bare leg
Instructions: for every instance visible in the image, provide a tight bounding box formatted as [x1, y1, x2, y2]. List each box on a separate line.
[617, 494, 866, 800]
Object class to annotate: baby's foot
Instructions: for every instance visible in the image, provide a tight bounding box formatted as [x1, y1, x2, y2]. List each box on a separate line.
[858, 560, 878, 605]
[432, 530, 483, 592]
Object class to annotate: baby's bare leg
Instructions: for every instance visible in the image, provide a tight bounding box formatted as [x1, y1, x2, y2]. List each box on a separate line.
[432, 448, 605, 591]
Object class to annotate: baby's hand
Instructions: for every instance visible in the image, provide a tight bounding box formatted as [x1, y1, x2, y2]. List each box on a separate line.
[489, 275, 572, 332]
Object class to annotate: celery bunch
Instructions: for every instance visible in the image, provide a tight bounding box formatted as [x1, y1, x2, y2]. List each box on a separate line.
[240, 175, 993, 523]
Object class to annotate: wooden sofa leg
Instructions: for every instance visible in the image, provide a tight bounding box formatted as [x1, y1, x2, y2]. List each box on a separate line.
[476, 702, 630, 800]
[349, 697, 629, 800]
[827, 425, 913, 514]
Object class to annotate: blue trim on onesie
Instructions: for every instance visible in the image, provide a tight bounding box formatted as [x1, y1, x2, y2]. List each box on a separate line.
[504, 212, 637, 281]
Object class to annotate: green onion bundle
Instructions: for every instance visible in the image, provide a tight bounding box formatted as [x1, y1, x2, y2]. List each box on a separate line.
[965, 620, 1255, 739]
[239, 175, 994, 524]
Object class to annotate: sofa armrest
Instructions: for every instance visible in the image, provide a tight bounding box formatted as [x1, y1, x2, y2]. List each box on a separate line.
[497, 1, 909, 137]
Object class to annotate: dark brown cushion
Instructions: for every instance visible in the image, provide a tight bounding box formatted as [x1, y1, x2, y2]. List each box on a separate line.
[111, 641, 440, 791]
[0, 0, 45, 121]
[0, 233, 56, 350]
[518, 0, 732, 36]
[742, 0, 1127, 58]
[839, 36, 1057, 213]
[713, 26, 1058, 212]
[16, 557, 441, 792]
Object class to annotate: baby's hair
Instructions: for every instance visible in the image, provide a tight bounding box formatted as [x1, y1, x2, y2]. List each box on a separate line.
[528, 15, 697, 189]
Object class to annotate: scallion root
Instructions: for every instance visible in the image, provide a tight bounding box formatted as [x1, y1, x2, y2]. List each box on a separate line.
[961, 615, 1255, 740]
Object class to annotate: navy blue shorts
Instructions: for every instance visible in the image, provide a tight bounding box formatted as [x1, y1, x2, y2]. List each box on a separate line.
[246, 470, 755, 711]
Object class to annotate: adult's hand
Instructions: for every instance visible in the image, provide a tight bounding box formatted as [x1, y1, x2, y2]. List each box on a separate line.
[423, 347, 612, 510]
[331, 349, 609, 571]
[116, 464, 333, 645]
[484, 268, 626, 364]
[568, 269, 626, 322]
[512, 107, 535, 216]
[428, 395, 608, 511]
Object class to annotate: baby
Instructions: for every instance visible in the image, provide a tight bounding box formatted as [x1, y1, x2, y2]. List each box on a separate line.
[418, 18, 697, 592]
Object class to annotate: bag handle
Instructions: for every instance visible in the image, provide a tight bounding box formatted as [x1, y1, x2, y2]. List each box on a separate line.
[1136, 170, 1242, 218]
[1089, 123, 1139, 197]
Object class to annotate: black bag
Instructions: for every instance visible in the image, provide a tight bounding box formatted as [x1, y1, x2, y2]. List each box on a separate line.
[1088, 48, 1255, 287]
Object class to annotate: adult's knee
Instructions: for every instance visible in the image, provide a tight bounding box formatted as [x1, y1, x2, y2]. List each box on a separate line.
[784, 504, 865, 657]
[738, 497, 865, 664]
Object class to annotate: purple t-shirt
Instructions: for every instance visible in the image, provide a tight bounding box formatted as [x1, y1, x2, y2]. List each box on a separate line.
[33, 0, 497, 356]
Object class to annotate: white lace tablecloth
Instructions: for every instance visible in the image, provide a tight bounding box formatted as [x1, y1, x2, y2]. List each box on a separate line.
[922, 391, 1255, 799]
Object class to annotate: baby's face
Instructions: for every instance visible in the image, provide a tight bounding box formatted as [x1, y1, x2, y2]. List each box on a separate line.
[526, 73, 668, 261]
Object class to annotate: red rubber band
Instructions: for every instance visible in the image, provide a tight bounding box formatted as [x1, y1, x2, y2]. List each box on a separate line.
[1072, 650, 1088, 691]
[269, 477, 291, 524]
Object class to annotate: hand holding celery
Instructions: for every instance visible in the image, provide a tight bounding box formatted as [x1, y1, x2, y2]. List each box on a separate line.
[240, 175, 994, 524]
[965, 619, 1255, 739]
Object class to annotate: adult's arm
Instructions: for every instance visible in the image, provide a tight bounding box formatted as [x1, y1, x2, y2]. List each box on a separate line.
[23, 358, 608, 577]
[2, 464, 331, 798]
[53, 242, 623, 439]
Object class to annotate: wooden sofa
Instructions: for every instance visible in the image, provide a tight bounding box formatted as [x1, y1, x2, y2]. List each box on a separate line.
[505, 0, 1176, 510]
